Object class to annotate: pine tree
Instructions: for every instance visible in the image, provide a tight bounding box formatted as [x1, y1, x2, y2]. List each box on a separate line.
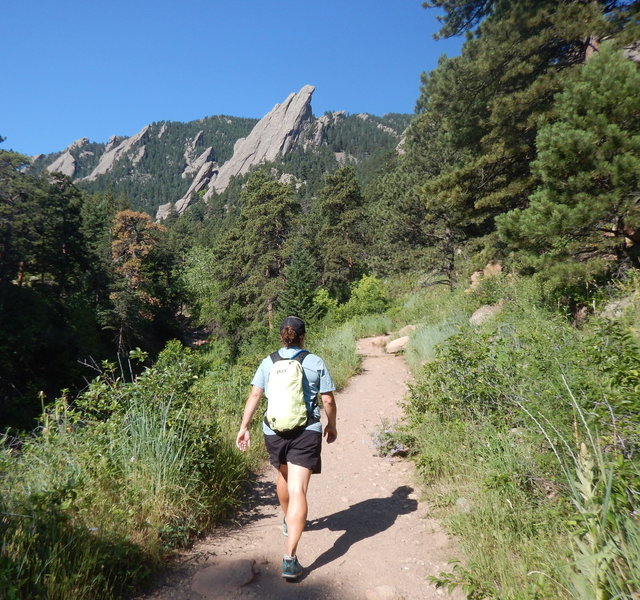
[109, 210, 169, 353]
[208, 171, 301, 333]
[276, 238, 321, 325]
[313, 166, 365, 301]
[497, 43, 640, 289]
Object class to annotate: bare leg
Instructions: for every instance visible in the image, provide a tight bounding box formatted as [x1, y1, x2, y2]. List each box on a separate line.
[276, 464, 289, 517]
[284, 463, 312, 557]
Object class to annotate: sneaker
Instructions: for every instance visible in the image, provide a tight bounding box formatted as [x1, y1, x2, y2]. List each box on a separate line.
[282, 555, 303, 579]
[282, 518, 288, 537]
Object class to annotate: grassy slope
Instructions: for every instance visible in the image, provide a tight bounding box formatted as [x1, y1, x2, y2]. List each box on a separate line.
[390, 273, 640, 600]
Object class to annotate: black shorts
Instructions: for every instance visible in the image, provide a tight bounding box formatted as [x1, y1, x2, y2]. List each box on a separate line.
[264, 428, 322, 474]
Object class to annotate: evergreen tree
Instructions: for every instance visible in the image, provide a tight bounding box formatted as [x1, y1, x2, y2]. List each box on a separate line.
[209, 171, 301, 335]
[313, 166, 365, 301]
[497, 43, 640, 290]
[398, 0, 638, 264]
[109, 210, 171, 354]
[276, 238, 321, 324]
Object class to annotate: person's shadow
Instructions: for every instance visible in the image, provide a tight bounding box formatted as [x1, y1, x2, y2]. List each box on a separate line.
[305, 486, 418, 572]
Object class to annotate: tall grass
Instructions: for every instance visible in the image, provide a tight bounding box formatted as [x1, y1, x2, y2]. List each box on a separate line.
[404, 321, 460, 374]
[313, 322, 360, 390]
[518, 387, 640, 599]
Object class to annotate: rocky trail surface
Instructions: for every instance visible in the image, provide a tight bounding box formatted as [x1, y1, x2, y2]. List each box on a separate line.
[137, 337, 463, 599]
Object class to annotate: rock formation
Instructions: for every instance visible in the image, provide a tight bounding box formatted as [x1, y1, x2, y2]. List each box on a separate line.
[46, 150, 77, 178]
[81, 126, 150, 181]
[158, 85, 318, 218]
[182, 143, 214, 179]
[202, 85, 316, 198]
[157, 151, 219, 219]
[45, 138, 89, 178]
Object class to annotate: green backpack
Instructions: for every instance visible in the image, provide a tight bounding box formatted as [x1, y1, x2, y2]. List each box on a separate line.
[264, 350, 310, 434]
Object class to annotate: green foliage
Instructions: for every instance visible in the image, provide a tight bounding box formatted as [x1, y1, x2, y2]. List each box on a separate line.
[337, 275, 389, 321]
[498, 43, 640, 293]
[400, 276, 640, 598]
[276, 238, 321, 325]
[388, 0, 635, 272]
[313, 166, 366, 300]
[312, 288, 338, 320]
[0, 342, 248, 599]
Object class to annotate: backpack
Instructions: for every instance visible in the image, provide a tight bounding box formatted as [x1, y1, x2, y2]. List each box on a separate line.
[264, 350, 310, 434]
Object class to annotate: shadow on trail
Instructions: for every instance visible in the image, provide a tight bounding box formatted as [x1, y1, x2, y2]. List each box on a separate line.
[305, 486, 417, 572]
[226, 474, 279, 528]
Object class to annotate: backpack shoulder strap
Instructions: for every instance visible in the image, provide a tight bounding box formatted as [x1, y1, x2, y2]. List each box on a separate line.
[270, 351, 283, 364]
[292, 350, 310, 364]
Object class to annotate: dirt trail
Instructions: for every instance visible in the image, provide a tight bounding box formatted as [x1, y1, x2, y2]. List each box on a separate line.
[138, 337, 462, 599]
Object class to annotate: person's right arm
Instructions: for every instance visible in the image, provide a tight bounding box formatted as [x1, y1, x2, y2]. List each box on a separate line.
[321, 391, 337, 443]
[235, 385, 264, 452]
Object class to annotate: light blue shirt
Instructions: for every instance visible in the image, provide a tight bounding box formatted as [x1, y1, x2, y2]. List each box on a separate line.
[251, 346, 335, 435]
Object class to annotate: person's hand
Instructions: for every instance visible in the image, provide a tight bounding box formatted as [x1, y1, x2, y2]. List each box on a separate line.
[323, 424, 337, 444]
[236, 427, 251, 452]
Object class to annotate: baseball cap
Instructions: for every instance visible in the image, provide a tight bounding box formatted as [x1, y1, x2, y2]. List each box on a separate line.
[280, 316, 306, 335]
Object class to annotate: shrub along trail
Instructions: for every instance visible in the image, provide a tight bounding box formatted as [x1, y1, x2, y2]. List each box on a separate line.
[138, 337, 462, 599]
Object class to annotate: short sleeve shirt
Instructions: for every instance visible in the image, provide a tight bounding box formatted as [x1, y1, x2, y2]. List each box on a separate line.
[251, 346, 335, 435]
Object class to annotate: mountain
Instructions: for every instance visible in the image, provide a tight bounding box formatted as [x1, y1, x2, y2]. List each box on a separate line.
[29, 86, 412, 217]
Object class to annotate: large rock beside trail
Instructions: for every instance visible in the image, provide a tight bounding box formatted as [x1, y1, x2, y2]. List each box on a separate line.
[203, 85, 315, 198]
[386, 336, 409, 354]
[191, 559, 255, 597]
[397, 324, 417, 336]
[469, 300, 504, 326]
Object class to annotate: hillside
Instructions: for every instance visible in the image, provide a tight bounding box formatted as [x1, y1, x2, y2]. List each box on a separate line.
[29, 86, 411, 217]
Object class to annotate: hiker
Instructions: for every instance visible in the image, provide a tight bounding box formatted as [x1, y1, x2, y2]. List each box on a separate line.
[235, 315, 337, 580]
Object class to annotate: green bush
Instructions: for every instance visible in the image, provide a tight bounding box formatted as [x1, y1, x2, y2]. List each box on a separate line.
[406, 275, 640, 599]
[337, 275, 389, 321]
[0, 342, 248, 599]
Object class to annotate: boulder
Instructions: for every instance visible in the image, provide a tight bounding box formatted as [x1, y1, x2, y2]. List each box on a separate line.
[386, 336, 409, 353]
[483, 261, 502, 278]
[370, 335, 391, 347]
[601, 295, 636, 319]
[469, 300, 504, 326]
[191, 559, 255, 597]
[397, 324, 417, 336]
[468, 260, 503, 291]
[469, 270, 484, 290]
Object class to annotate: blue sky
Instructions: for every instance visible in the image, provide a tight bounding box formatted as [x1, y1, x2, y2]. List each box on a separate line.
[2, 1, 463, 156]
